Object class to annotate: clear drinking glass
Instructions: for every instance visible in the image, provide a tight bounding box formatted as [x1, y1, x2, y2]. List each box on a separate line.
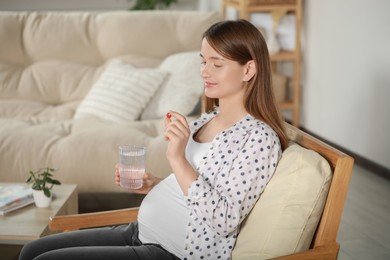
[119, 145, 146, 189]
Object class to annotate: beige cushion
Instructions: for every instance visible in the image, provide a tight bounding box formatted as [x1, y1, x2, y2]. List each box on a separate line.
[0, 100, 79, 122]
[141, 51, 204, 120]
[233, 143, 332, 260]
[74, 60, 167, 123]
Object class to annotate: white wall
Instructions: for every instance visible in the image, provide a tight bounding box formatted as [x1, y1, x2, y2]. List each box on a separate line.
[0, 0, 198, 11]
[0, 0, 132, 11]
[302, 0, 390, 169]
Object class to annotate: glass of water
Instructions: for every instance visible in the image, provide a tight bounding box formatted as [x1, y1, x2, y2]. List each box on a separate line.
[119, 145, 146, 190]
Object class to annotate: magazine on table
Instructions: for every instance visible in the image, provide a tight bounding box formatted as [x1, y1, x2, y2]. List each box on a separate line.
[0, 184, 34, 215]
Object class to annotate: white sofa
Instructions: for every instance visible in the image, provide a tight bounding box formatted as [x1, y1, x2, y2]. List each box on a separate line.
[0, 11, 220, 193]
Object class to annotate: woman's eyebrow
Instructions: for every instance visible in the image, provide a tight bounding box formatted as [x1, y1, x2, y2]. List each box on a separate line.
[199, 53, 225, 61]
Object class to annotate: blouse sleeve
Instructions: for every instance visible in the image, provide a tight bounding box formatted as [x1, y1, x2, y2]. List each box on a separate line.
[186, 127, 281, 236]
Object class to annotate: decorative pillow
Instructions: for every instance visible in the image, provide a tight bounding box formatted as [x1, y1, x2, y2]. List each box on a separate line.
[232, 143, 332, 260]
[140, 51, 203, 120]
[74, 60, 167, 123]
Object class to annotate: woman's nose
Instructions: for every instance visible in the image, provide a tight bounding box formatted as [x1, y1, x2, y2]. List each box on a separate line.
[200, 65, 209, 78]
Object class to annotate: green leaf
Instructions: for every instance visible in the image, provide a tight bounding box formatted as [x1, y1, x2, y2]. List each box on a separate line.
[51, 180, 61, 185]
[32, 183, 41, 190]
[43, 188, 51, 198]
[130, 0, 177, 10]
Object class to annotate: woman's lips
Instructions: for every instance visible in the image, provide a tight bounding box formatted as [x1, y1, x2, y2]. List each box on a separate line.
[204, 81, 217, 88]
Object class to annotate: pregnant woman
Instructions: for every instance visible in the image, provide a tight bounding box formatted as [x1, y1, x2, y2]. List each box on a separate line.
[19, 19, 287, 260]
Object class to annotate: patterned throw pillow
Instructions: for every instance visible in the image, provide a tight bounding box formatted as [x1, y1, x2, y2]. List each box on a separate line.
[74, 60, 167, 123]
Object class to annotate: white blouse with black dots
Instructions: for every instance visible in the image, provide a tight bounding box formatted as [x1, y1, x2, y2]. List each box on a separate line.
[183, 110, 282, 260]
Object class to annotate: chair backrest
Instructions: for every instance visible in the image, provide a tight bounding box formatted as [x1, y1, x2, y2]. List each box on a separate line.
[232, 122, 354, 259]
[284, 123, 354, 250]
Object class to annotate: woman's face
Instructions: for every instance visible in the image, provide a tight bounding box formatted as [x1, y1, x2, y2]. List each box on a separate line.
[200, 38, 248, 102]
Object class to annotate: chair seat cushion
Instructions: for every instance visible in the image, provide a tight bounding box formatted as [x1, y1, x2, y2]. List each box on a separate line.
[232, 143, 332, 259]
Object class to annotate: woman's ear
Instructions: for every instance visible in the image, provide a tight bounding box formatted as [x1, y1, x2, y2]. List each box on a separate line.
[243, 60, 256, 82]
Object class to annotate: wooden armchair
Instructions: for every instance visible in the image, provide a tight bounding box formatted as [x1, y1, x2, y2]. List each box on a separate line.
[49, 123, 354, 259]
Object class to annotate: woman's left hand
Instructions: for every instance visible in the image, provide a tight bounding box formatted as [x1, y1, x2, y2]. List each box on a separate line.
[164, 111, 190, 162]
[115, 164, 161, 194]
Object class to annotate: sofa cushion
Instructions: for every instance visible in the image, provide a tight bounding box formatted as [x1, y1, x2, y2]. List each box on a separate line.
[141, 51, 204, 120]
[0, 100, 79, 121]
[232, 143, 332, 260]
[74, 60, 167, 123]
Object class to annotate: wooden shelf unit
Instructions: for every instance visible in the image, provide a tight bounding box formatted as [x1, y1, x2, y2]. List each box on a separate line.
[221, 0, 302, 126]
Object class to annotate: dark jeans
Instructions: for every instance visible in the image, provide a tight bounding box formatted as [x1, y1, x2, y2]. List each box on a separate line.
[19, 222, 180, 260]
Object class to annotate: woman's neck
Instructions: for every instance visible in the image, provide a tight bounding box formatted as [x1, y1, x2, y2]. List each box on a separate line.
[194, 98, 247, 143]
[217, 100, 248, 126]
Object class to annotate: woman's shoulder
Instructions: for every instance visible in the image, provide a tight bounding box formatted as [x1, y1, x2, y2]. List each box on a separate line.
[242, 115, 280, 140]
[190, 110, 218, 129]
[240, 115, 274, 131]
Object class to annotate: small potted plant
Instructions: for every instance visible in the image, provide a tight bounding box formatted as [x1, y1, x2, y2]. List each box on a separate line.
[26, 167, 61, 208]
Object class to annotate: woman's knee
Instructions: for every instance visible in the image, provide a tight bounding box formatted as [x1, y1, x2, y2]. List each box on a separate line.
[19, 232, 68, 260]
[19, 239, 46, 260]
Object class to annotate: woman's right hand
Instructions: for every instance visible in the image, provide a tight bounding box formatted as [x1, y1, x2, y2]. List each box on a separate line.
[115, 164, 161, 194]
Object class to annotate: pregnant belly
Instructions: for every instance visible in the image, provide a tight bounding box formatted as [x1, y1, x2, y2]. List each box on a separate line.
[137, 174, 189, 258]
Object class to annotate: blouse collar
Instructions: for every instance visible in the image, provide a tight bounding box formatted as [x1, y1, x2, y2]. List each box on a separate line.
[190, 108, 256, 138]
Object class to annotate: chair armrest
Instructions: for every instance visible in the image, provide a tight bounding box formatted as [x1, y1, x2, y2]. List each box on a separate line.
[49, 207, 139, 232]
[270, 243, 339, 260]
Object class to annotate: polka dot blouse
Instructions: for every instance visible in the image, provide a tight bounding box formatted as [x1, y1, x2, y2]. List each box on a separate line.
[183, 109, 282, 260]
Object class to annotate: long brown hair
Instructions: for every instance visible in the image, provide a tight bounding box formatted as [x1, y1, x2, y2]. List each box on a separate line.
[202, 19, 288, 150]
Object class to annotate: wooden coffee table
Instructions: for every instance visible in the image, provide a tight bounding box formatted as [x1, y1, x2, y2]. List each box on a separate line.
[0, 183, 78, 245]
